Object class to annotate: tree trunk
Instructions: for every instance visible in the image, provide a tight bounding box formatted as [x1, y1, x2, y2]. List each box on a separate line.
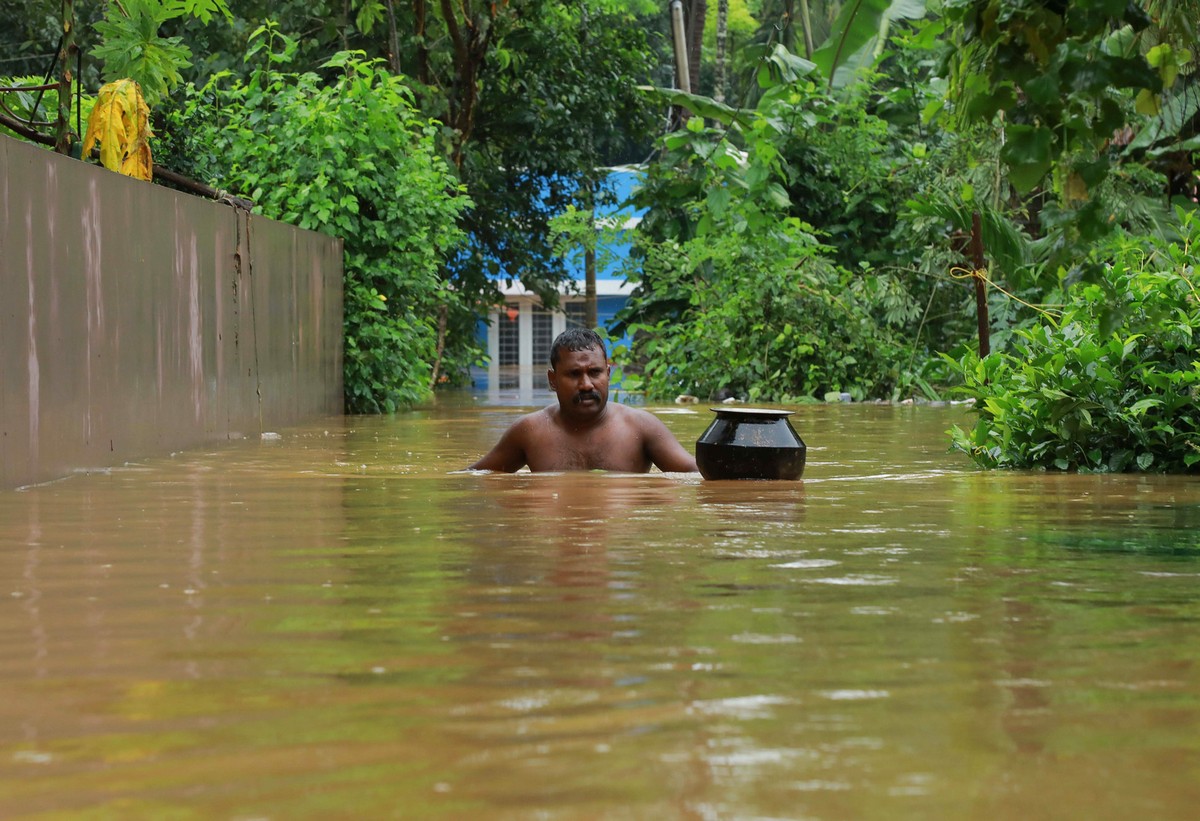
[437, 0, 496, 169]
[798, 0, 814, 59]
[686, 0, 706, 98]
[54, 0, 76, 154]
[970, 212, 991, 358]
[384, 0, 400, 74]
[585, 246, 597, 330]
[430, 302, 449, 388]
[670, 0, 691, 128]
[413, 0, 430, 84]
[341, 0, 351, 51]
[715, 0, 728, 103]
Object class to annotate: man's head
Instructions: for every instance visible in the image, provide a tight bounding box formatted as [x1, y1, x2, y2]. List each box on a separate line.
[548, 328, 610, 422]
[549, 327, 607, 369]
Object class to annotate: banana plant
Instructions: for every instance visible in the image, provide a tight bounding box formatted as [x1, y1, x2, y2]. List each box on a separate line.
[811, 0, 927, 89]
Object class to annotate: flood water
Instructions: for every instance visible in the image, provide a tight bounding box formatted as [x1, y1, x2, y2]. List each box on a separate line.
[3, 397, 1200, 819]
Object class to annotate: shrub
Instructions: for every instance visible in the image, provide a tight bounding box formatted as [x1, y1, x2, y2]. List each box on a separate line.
[159, 29, 469, 412]
[947, 208, 1200, 473]
[622, 215, 911, 403]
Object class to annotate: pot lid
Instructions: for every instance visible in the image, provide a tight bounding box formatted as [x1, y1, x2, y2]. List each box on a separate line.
[708, 407, 794, 417]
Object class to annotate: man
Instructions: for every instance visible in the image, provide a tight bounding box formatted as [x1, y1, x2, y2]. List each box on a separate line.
[469, 328, 699, 473]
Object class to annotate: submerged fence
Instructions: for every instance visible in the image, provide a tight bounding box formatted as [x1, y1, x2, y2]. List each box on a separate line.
[1, 135, 344, 489]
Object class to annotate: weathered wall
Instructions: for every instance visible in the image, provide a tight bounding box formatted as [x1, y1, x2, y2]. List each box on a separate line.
[1, 135, 343, 489]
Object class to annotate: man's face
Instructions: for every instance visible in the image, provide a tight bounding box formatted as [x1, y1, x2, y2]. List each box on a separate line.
[548, 346, 610, 421]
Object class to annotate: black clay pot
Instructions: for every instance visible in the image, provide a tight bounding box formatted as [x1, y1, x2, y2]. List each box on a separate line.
[695, 407, 807, 480]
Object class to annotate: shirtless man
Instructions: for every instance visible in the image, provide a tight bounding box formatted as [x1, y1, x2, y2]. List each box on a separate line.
[469, 328, 699, 473]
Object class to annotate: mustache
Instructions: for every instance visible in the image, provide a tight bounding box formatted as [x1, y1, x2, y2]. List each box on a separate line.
[574, 391, 602, 404]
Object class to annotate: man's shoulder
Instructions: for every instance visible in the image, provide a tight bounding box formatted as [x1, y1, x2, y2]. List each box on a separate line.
[512, 405, 558, 431]
[608, 403, 669, 430]
[600, 403, 676, 439]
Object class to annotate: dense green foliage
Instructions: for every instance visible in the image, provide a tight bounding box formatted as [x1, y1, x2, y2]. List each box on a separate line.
[938, 0, 1193, 276]
[612, 0, 1198, 472]
[4, 1, 664, 411]
[948, 209, 1200, 473]
[162, 1, 662, 405]
[621, 213, 911, 402]
[153, 0, 666, 309]
[160, 31, 468, 412]
[449, 1, 663, 306]
[617, 46, 934, 401]
[92, 0, 231, 104]
[0, 1, 102, 84]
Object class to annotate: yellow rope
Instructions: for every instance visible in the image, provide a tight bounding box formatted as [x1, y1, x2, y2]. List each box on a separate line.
[1178, 264, 1199, 303]
[948, 265, 1064, 326]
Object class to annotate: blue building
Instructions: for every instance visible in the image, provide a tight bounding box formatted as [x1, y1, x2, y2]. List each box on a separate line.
[472, 167, 643, 401]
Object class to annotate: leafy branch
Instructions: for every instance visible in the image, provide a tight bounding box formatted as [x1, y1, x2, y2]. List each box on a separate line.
[91, 0, 232, 105]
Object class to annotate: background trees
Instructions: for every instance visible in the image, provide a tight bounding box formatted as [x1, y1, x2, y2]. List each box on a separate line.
[611, 0, 1197, 469]
[1, 0, 666, 410]
[201, 2, 666, 406]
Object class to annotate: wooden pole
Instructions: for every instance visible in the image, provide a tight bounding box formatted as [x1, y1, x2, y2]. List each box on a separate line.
[970, 211, 991, 357]
[585, 245, 597, 330]
[798, 0, 815, 59]
[714, 0, 728, 103]
[584, 177, 598, 329]
[54, 0, 76, 154]
[669, 0, 690, 128]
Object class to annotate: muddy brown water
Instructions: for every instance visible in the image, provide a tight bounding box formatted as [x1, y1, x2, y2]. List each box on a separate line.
[3, 397, 1200, 819]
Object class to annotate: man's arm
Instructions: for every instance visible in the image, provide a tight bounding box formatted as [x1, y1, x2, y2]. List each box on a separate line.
[638, 410, 699, 473]
[468, 418, 531, 472]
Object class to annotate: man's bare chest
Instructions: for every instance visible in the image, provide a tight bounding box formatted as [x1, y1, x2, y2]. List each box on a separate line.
[528, 423, 648, 472]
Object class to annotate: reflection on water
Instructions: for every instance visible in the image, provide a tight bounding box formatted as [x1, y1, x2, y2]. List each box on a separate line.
[2, 400, 1200, 818]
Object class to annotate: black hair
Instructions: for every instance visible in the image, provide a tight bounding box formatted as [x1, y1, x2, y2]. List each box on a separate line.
[549, 327, 607, 368]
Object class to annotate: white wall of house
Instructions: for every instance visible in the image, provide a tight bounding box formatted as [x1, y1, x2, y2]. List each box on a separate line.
[473, 167, 644, 403]
[477, 279, 632, 405]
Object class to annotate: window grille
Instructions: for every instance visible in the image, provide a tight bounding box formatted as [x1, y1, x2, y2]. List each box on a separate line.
[498, 302, 520, 366]
[565, 300, 586, 330]
[531, 302, 554, 367]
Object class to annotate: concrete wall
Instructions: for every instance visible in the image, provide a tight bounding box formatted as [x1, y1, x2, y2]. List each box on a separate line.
[1, 135, 343, 489]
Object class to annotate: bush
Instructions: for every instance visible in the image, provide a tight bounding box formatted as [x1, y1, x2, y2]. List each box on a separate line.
[158, 30, 469, 412]
[947, 209, 1200, 473]
[622, 216, 912, 403]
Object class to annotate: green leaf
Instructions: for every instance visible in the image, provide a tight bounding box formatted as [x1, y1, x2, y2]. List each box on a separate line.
[166, 0, 233, 23]
[766, 183, 792, 209]
[1135, 87, 1161, 116]
[812, 0, 928, 89]
[707, 186, 731, 217]
[93, 7, 194, 105]
[637, 86, 750, 128]
[354, 0, 385, 34]
[759, 43, 818, 86]
[1128, 398, 1162, 416]
[1000, 125, 1054, 192]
